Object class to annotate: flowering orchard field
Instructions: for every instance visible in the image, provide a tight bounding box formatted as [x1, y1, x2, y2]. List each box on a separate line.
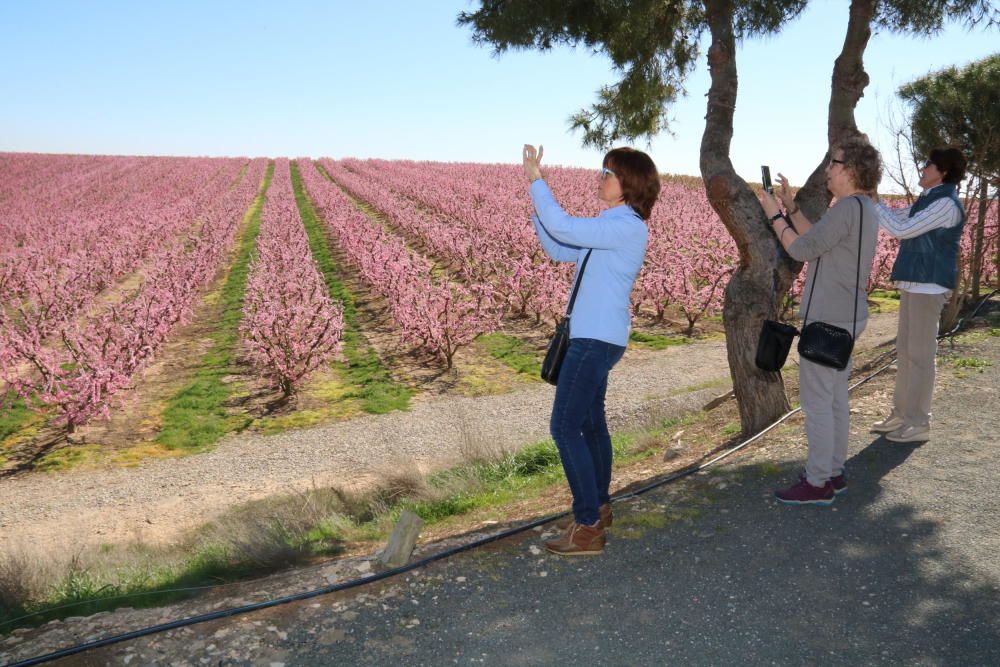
[1, 153, 996, 446]
[1, 154, 265, 431]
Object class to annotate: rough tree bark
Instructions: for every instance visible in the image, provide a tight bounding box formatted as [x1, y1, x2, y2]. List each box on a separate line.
[971, 176, 988, 300]
[994, 189, 999, 293]
[700, 0, 792, 434]
[701, 0, 876, 435]
[796, 0, 874, 217]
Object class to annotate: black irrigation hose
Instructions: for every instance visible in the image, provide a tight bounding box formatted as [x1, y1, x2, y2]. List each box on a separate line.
[8, 289, 997, 667]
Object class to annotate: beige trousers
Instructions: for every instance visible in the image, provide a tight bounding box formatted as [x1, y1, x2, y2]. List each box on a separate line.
[894, 291, 948, 428]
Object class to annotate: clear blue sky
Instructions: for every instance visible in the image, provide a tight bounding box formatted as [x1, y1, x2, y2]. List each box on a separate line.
[1, 1, 995, 190]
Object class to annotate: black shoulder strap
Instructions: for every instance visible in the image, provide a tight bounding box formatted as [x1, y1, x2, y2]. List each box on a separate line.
[565, 249, 593, 318]
[850, 196, 863, 339]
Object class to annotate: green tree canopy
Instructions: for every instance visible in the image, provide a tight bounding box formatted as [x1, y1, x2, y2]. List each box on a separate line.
[899, 52, 1000, 302]
[900, 53, 1000, 184]
[458, 0, 996, 149]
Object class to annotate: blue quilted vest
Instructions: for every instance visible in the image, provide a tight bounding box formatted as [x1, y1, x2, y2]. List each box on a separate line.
[889, 183, 966, 289]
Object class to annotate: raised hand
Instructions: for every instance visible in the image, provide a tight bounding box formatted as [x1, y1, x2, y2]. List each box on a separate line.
[776, 173, 795, 210]
[522, 144, 544, 182]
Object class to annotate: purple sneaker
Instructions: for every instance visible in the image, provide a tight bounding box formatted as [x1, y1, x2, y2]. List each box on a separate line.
[775, 478, 835, 506]
[800, 471, 847, 495]
[830, 473, 847, 495]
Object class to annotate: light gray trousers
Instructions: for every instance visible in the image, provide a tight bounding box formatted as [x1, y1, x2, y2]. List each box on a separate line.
[894, 291, 948, 428]
[800, 319, 867, 487]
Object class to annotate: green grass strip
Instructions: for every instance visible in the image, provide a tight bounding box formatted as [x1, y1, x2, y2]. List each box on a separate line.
[155, 163, 274, 452]
[867, 288, 902, 314]
[0, 394, 32, 445]
[869, 288, 900, 300]
[290, 161, 411, 414]
[630, 330, 690, 349]
[477, 332, 542, 376]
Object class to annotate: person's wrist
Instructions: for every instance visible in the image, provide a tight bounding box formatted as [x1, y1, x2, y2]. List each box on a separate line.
[769, 211, 785, 223]
[788, 203, 799, 215]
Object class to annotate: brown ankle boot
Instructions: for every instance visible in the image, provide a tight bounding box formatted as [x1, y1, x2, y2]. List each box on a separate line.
[544, 521, 606, 556]
[554, 503, 613, 531]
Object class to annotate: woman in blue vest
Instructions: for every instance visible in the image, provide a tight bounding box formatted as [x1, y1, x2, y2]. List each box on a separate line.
[522, 144, 659, 556]
[870, 147, 967, 443]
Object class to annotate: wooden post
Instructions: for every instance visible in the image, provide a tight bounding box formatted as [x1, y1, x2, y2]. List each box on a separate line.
[379, 509, 423, 568]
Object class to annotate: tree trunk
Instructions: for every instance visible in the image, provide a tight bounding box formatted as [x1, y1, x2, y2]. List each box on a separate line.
[700, 0, 878, 436]
[796, 0, 874, 217]
[994, 189, 999, 291]
[701, 0, 791, 434]
[940, 263, 966, 334]
[827, 1, 873, 146]
[971, 176, 988, 300]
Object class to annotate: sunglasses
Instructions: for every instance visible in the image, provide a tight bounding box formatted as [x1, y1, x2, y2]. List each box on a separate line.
[600, 167, 616, 179]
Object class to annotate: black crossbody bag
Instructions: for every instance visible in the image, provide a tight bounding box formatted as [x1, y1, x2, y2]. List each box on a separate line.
[541, 249, 593, 385]
[755, 197, 864, 372]
[755, 271, 798, 373]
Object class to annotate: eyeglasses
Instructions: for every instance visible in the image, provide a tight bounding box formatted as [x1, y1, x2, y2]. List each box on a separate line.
[600, 167, 616, 179]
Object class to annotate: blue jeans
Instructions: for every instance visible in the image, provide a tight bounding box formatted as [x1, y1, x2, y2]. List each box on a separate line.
[550, 337, 626, 526]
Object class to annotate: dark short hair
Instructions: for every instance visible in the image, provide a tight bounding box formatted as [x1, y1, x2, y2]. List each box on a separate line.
[835, 137, 882, 192]
[928, 147, 967, 184]
[604, 148, 660, 220]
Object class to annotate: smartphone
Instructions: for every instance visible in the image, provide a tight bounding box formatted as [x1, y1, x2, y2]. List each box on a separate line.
[761, 165, 773, 194]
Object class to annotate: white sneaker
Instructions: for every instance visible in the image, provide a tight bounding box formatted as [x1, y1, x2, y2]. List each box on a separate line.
[885, 424, 930, 443]
[870, 412, 904, 434]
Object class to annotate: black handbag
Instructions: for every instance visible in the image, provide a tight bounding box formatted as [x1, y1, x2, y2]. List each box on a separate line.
[798, 321, 855, 370]
[755, 318, 798, 372]
[541, 250, 592, 385]
[755, 267, 799, 372]
[796, 197, 865, 370]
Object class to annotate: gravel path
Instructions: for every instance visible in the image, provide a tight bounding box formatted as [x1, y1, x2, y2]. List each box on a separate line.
[0, 314, 900, 553]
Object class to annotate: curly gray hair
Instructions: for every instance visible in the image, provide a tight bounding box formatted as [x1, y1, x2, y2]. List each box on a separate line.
[835, 137, 882, 192]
